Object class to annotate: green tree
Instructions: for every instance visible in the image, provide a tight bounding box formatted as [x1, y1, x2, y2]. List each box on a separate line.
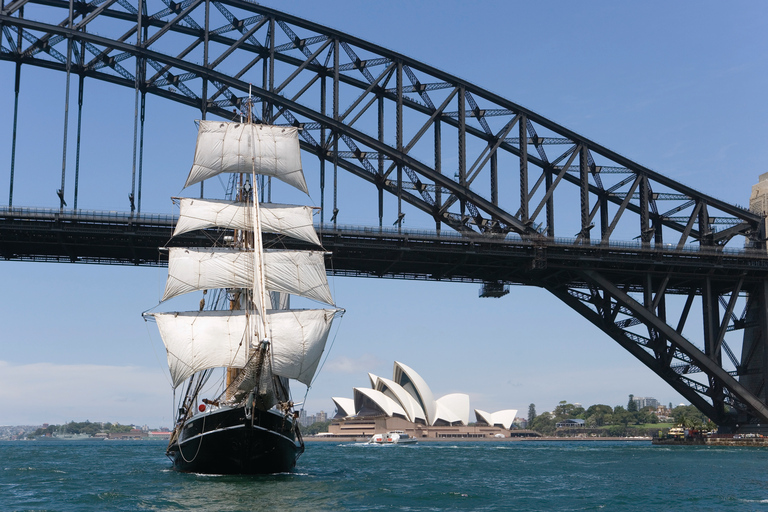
[108, 423, 134, 433]
[638, 407, 658, 425]
[586, 404, 613, 417]
[28, 425, 58, 438]
[585, 404, 612, 426]
[528, 403, 537, 424]
[627, 394, 638, 412]
[530, 413, 556, 435]
[607, 424, 626, 437]
[585, 415, 600, 428]
[671, 405, 708, 427]
[612, 405, 630, 426]
[304, 420, 331, 435]
[65, 421, 101, 436]
[553, 401, 575, 419]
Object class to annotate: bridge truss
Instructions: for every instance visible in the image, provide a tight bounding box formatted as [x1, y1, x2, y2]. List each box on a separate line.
[2, 0, 768, 430]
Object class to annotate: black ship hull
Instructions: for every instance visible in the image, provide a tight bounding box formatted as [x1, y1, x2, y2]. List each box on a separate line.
[167, 406, 303, 474]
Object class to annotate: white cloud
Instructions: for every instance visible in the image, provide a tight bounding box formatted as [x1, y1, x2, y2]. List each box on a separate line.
[0, 361, 172, 427]
[323, 354, 383, 374]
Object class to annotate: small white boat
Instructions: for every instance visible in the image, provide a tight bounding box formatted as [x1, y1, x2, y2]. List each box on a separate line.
[367, 431, 418, 444]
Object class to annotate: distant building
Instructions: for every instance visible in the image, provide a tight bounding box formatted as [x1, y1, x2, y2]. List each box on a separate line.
[513, 417, 528, 429]
[108, 429, 147, 440]
[300, 410, 329, 426]
[654, 405, 672, 422]
[556, 419, 586, 428]
[632, 397, 659, 410]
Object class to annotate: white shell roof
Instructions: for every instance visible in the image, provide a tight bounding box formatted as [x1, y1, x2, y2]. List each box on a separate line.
[375, 376, 427, 423]
[393, 361, 436, 425]
[474, 409, 518, 430]
[335, 361, 513, 429]
[353, 387, 407, 418]
[331, 397, 356, 418]
[435, 393, 470, 426]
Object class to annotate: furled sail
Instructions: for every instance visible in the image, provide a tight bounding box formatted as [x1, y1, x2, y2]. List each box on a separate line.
[185, 121, 308, 193]
[162, 247, 334, 305]
[153, 309, 336, 387]
[153, 311, 252, 388]
[173, 198, 321, 246]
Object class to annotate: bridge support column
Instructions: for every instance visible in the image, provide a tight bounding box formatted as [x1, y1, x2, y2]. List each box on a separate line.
[702, 277, 726, 423]
[434, 117, 441, 233]
[73, 73, 83, 210]
[519, 115, 528, 225]
[9, 59, 21, 207]
[58, 0, 74, 209]
[740, 280, 768, 425]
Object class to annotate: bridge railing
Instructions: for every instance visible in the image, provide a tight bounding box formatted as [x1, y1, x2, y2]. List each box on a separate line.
[0, 206, 176, 226]
[320, 222, 768, 259]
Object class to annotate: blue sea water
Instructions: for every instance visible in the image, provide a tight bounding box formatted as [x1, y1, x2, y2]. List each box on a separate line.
[2, 439, 768, 511]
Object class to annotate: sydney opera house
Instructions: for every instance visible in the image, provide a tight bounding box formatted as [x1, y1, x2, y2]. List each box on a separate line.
[327, 361, 529, 439]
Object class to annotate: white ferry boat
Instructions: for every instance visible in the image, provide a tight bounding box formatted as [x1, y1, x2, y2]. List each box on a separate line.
[367, 431, 418, 444]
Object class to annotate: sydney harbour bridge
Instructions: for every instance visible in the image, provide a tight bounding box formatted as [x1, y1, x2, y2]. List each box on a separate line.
[2, 0, 768, 431]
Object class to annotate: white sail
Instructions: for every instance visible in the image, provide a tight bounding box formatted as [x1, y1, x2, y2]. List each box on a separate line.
[153, 309, 336, 387]
[162, 248, 253, 302]
[153, 311, 251, 388]
[185, 121, 308, 193]
[267, 309, 336, 385]
[263, 249, 335, 305]
[173, 198, 321, 246]
[162, 247, 334, 305]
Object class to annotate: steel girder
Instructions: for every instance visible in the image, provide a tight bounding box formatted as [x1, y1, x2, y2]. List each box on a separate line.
[2, 1, 768, 428]
[545, 269, 768, 428]
[0, 0, 762, 242]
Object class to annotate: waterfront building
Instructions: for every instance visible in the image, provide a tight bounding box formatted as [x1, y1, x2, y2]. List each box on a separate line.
[556, 419, 586, 428]
[328, 361, 532, 439]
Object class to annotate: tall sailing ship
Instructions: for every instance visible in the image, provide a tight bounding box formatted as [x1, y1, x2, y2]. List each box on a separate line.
[144, 118, 341, 474]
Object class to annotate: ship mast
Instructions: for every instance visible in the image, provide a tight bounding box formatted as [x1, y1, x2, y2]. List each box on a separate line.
[224, 90, 271, 400]
[247, 85, 271, 347]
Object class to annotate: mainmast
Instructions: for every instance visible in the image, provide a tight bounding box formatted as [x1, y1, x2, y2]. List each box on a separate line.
[247, 86, 271, 348]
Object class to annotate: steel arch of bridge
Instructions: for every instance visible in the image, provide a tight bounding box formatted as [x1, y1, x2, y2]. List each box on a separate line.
[2, 0, 768, 430]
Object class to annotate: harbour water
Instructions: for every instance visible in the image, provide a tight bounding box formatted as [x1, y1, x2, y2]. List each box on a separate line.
[2, 439, 768, 511]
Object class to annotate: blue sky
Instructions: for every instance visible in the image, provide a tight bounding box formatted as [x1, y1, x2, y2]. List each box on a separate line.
[1, 1, 767, 427]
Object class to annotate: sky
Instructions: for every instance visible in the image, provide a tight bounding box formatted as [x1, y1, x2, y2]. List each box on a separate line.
[1, 0, 768, 427]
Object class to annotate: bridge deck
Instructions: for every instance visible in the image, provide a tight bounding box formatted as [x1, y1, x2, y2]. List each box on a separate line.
[2, 207, 767, 293]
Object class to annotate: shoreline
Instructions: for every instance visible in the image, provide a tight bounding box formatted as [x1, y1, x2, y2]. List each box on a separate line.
[305, 436, 651, 443]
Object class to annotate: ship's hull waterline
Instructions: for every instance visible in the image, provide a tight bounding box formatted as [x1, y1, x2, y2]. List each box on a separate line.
[167, 406, 303, 474]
